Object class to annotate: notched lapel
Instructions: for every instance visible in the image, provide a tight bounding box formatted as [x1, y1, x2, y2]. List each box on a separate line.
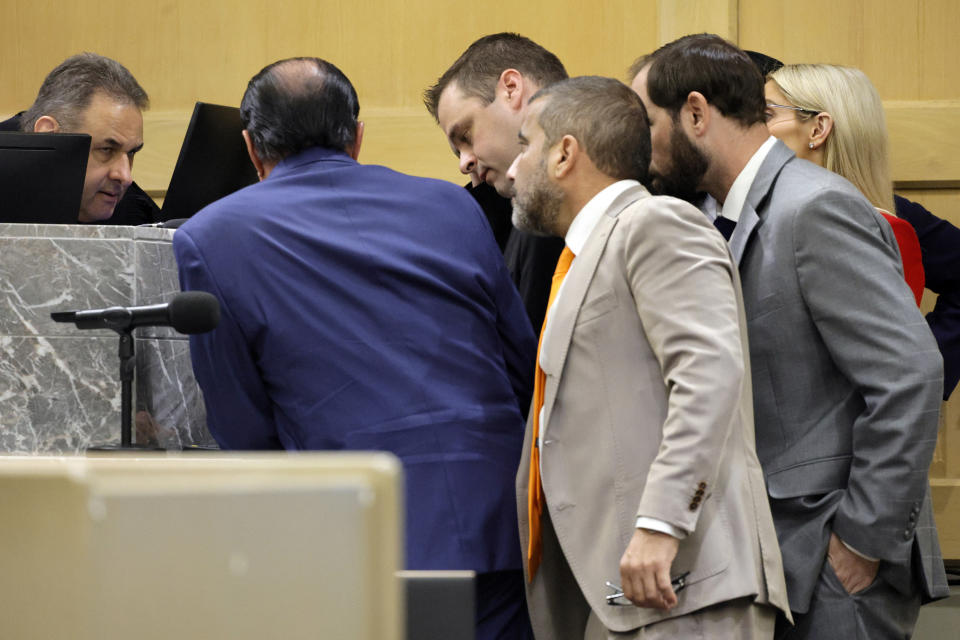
[730, 141, 793, 265]
[539, 185, 647, 428]
[729, 205, 759, 265]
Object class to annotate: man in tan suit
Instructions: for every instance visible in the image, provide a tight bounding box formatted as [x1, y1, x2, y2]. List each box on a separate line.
[507, 76, 790, 639]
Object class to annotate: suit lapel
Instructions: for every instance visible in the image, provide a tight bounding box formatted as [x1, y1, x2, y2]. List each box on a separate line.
[728, 141, 793, 266]
[539, 185, 647, 430]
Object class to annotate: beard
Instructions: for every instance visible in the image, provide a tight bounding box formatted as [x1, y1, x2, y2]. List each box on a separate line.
[649, 124, 709, 203]
[511, 158, 564, 237]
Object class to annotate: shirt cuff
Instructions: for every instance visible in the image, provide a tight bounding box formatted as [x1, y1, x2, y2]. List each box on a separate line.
[635, 517, 687, 539]
[840, 539, 879, 562]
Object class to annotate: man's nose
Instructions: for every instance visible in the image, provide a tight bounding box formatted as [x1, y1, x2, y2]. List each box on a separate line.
[506, 154, 520, 183]
[458, 150, 477, 175]
[109, 154, 133, 185]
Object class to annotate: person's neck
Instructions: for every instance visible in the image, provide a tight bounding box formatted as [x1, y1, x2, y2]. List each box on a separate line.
[703, 125, 769, 206]
[555, 175, 619, 237]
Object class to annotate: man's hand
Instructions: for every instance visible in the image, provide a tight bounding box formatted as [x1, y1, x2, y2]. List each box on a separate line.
[619, 528, 680, 610]
[827, 532, 879, 594]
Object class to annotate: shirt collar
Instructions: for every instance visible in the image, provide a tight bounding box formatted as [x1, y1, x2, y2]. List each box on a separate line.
[719, 136, 777, 223]
[564, 180, 640, 255]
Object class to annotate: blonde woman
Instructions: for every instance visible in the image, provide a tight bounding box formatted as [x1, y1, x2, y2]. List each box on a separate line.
[764, 64, 925, 304]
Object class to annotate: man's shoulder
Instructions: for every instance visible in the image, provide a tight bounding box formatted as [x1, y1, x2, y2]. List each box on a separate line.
[771, 156, 863, 203]
[362, 163, 479, 203]
[179, 181, 264, 231]
[178, 160, 481, 239]
[619, 191, 715, 233]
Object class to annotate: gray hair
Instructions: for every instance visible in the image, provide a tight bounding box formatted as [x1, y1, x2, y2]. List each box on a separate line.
[21, 53, 149, 132]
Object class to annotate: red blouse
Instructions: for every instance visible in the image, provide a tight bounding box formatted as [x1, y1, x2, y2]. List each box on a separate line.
[878, 210, 925, 306]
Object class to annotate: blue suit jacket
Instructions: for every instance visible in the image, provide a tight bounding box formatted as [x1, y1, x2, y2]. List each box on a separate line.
[174, 147, 537, 572]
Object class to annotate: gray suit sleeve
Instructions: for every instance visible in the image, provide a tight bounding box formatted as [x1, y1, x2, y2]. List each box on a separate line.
[791, 191, 943, 561]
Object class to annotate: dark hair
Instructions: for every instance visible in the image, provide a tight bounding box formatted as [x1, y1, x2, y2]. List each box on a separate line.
[531, 76, 650, 183]
[745, 50, 784, 77]
[240, 57, 360, 163]
[21, 52, 149, 132]
[423, 33, 567, 120]
[634, 33, 766, 127]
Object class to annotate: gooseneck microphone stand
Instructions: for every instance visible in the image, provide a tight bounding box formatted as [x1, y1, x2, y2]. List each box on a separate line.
[52, 306, 160, 450]
[51, 292, 221, 450]
[117, 329, 136, 448]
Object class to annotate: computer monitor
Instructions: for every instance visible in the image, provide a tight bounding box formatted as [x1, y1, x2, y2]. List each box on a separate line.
[160, 102, 259, 221]
[0, 452, 403, 640]
[0, 132, 89, 223]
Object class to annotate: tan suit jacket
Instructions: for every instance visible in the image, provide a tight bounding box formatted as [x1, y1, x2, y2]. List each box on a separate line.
[516, 185, 790, 635]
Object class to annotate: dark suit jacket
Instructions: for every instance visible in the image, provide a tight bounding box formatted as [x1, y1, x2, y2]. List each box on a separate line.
[729, 141, 947, 612]
[895, 195, 960, 399]
[174, 147, 537, 573]
[0, 112, 160, 225]
[465, 182, 565, 333]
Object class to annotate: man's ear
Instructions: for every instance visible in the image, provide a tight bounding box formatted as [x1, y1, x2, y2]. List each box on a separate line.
[348, 121, 364, 160]
[552, 134, 580, 180]
[242, 129, 268, 181]
[33, 115, 61, 133]
[498, 69, 526, 111]
[808, 112, 834, 151]
[684, 91, 711, 137]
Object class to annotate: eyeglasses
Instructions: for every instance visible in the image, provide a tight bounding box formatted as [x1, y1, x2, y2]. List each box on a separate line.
[605, 572, 690, 606]
[765, 103, 819, 122]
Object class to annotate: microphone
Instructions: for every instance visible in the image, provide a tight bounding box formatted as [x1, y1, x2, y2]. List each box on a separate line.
[51, 291, 220, 334]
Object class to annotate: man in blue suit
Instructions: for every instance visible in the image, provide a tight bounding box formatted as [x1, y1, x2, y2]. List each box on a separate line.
[174, 57, 537, 640]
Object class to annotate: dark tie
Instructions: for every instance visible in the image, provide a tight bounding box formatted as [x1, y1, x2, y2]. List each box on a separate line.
[713, 215, 736, 240]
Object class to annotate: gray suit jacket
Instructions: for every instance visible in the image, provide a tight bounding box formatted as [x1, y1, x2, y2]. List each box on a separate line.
[516, 185, 790, 635]
[729, 141, 948, 612]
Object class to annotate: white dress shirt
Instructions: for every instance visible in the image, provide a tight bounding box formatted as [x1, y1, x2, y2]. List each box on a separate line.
[700, 135, 778, 221]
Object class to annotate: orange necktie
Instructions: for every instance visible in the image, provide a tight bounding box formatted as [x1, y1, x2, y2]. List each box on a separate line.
[527, 246, 575, 580]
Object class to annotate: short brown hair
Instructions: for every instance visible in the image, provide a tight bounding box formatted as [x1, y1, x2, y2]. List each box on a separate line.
[423, 33, 567, 120]
[631, 33, 765, 127]
[531, 76, 650, 183]
[21, 53, 149, 132]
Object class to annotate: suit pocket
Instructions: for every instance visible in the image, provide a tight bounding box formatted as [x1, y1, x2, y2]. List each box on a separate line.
[671, 500, 731, 585]
[575, 289, 619, 326]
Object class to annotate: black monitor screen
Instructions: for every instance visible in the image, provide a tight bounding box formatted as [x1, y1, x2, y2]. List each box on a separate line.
[161, 102, 259, 221]
[0, 132, 89, 224]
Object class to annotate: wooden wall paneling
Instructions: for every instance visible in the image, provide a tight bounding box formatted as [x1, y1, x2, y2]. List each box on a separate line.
[1, 0, 662, 191]
[888, 101, 960, 188]
[656, 0, 738, 45]
[739, 1, 865, 77]
[739, 0, 960, 101]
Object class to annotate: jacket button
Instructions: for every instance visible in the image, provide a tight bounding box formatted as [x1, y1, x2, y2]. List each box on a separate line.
[689, 502, 698, 511]
[695, 489, 705, 496]
[698, 482, 707, 490]
[903, 530, 913, 541]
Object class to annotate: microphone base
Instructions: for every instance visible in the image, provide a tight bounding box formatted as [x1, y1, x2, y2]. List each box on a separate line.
[86, 444, 167, 453]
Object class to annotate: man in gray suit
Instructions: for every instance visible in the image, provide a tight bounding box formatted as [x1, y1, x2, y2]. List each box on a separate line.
[508, 75, 789, 639]
[631, 34, 947, 638]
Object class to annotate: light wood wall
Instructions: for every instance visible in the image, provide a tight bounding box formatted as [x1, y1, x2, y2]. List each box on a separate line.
[3, 0, 959, 554]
